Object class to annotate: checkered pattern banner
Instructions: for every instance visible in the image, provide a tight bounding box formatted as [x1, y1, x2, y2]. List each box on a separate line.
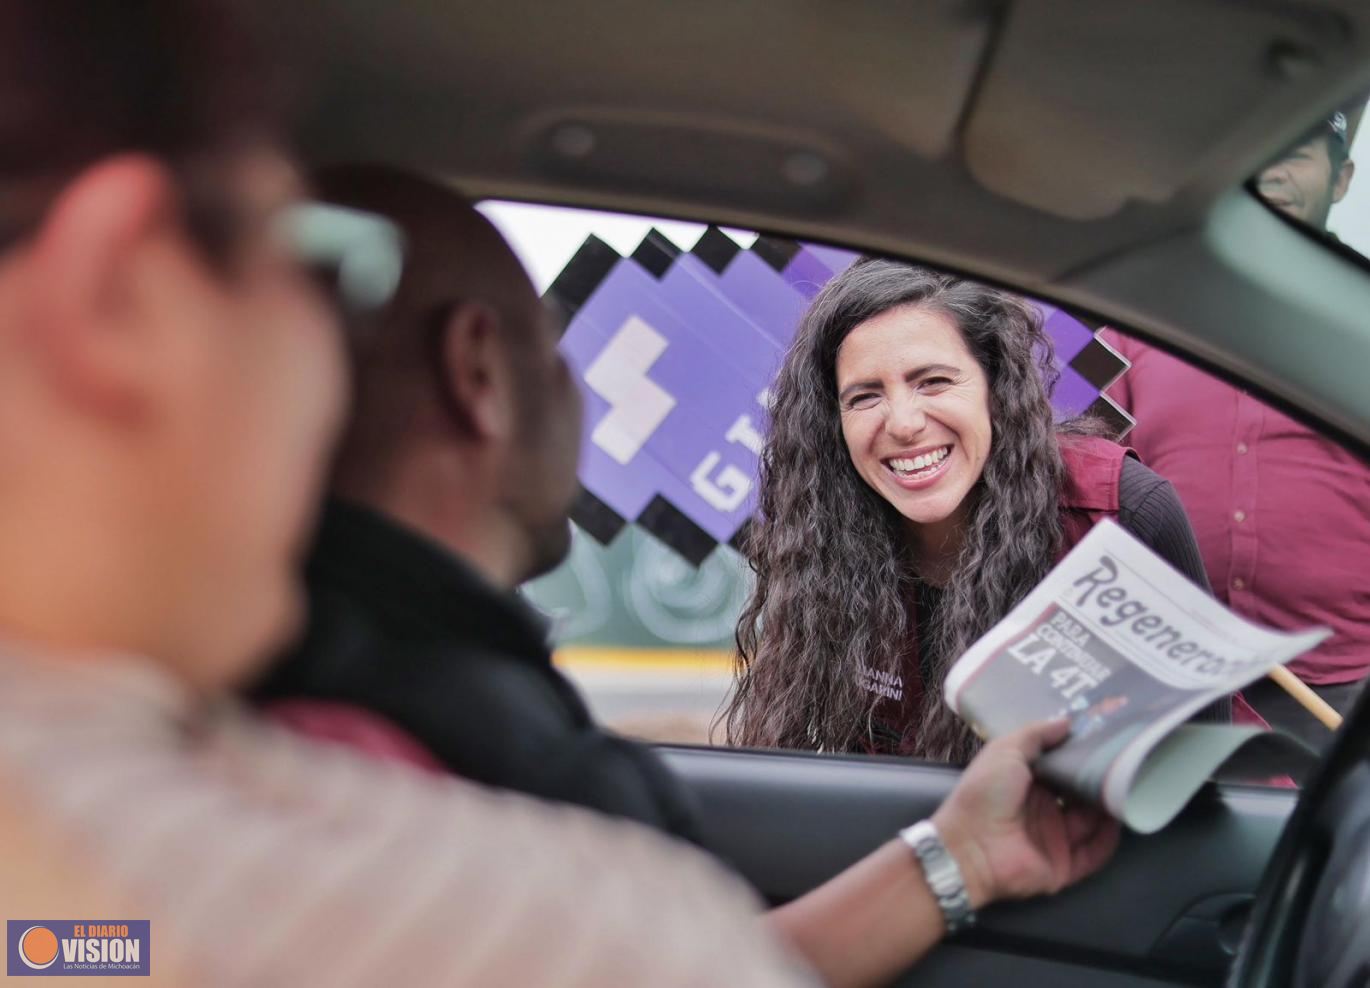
[548, 229, 1131, 566]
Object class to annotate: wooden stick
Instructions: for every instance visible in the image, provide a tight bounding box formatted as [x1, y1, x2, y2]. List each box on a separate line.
[1267, 666, 1343, 731]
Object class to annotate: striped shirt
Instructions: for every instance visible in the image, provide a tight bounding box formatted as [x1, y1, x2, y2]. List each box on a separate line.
[0, 645, 813, 987]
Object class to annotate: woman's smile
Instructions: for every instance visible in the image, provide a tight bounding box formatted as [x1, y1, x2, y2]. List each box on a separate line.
[884, 444, 954, 489]
[836, 305, 992, 534]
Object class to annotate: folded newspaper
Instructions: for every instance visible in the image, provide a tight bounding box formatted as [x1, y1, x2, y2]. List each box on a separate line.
[943, 519, 1330, 834]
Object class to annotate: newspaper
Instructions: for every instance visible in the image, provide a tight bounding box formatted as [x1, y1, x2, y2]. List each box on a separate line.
[943, 519, 1330, 834]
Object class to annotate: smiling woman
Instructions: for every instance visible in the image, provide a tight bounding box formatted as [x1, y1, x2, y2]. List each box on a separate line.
[835, 305, 992, 574]
[724, 260, 1231, 763]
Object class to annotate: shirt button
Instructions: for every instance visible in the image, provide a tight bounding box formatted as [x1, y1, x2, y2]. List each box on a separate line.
[1232, 577, 1246, 591]
[1233, 510, 1247, 523]
[1236, 442, 1249, 455]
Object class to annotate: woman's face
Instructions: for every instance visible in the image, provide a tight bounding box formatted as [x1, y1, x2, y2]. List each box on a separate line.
[835, 304, 992, 547]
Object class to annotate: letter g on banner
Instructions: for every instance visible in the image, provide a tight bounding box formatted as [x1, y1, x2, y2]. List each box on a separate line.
[690, 452, 751, 512]
[584, 315, 676, 464]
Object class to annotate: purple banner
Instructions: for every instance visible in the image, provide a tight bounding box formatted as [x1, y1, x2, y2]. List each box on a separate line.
[553, 230, 1127, 564]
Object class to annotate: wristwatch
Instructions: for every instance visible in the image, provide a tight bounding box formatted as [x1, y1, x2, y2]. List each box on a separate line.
[899, 819, 977, 935]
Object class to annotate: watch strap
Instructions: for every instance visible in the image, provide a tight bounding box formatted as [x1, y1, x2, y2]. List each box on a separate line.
[899, 819, 977, 935]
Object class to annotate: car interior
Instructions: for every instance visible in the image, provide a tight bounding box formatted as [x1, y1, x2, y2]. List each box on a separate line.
[245, 2, 1370, 985]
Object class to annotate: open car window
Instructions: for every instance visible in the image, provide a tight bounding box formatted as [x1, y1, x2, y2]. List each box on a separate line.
[484, 199, 1369, 782]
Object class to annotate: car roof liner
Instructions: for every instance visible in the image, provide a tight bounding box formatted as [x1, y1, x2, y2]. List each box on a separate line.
[255, 1, 1370, 280]
[964, 0, 1356, 220]
[251, 0, 1370, 449]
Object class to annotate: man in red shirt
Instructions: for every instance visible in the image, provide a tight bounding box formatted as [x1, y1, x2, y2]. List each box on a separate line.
[1106, 112, 1367, 749]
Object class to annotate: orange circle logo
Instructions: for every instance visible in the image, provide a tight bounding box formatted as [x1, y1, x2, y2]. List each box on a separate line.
[18, 926, 58, 970]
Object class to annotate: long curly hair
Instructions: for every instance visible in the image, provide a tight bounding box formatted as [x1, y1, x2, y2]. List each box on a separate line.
[723, 259, 1090, 763]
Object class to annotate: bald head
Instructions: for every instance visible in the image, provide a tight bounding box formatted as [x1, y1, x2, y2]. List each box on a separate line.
[317, 164, 583, 587]
[315, 165, 542, 359]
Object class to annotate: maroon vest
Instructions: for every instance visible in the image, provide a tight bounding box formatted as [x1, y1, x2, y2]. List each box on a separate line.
[1057, 435, 1134, 550]
[864, 436, 1134, 755]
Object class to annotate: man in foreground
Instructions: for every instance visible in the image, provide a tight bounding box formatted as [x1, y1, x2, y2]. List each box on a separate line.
[0, 6, 810, 984]
[0, 4, 1118, 987]
[1106, 111, 1370, 749]
[255, 167, 1119, 987]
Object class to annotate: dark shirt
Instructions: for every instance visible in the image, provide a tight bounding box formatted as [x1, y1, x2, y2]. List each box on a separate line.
[251, 499, 702, 843]
[1115, 454, 1211, 591]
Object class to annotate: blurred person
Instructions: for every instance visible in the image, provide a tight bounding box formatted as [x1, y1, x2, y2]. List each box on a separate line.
[724, 260, 1235, 765]
[1106, 111, 1370, 750]
[0, 8, 1118, 988]
[0, 4, 822, 986]
[252, 170, 1120, 988]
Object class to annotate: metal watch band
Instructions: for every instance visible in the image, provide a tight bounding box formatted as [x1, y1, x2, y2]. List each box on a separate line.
[899, 819, 977, 935]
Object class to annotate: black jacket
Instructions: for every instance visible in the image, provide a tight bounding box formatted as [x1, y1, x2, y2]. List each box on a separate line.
[251, 499, 702, 842]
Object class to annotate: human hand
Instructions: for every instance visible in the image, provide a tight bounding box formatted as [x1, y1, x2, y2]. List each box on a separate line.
[931, 719, 1120, 910]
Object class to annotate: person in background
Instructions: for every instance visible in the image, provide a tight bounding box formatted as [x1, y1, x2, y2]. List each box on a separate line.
[1255, 110, 1355, 231]
[724, 260, 1232, 765]
[253, 168, 1120, 988]
[1105, 110, 1369, 750]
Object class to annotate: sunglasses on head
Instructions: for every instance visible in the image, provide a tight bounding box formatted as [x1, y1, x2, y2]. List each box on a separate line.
[279, 201, 407, 316]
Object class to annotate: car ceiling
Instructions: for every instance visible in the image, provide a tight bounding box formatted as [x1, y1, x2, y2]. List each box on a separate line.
[252, 0, 1370, 449]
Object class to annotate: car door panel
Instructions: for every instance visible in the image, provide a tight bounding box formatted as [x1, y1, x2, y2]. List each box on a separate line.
[660, 746, 1294, 986]
[911, 946, 1188, 988]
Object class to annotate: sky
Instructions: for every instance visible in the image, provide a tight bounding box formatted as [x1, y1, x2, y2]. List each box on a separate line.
[479, 200, 757, 294]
